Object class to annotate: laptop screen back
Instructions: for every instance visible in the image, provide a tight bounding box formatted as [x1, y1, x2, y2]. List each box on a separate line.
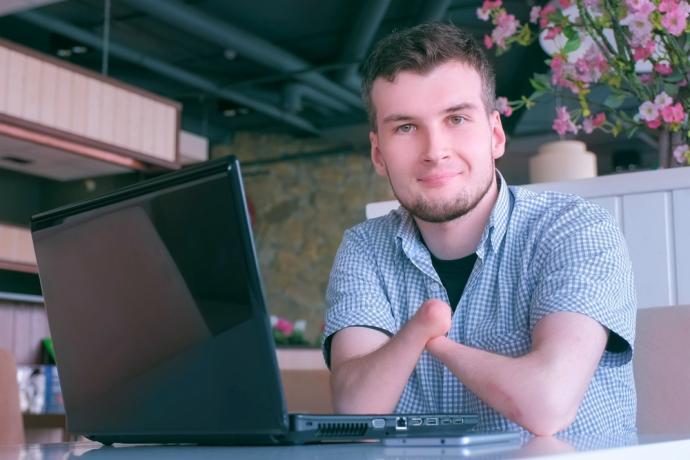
[31, 158, 288, 440]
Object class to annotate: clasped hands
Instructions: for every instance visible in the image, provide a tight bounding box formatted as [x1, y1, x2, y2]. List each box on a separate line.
[410, 299, 455, 357]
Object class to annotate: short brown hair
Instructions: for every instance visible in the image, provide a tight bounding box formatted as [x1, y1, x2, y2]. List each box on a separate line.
[361, 22, 496, 130]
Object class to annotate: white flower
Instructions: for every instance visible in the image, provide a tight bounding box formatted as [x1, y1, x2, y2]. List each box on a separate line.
[476, 7, 490, 21]
[673, 144, 689, 165]
[638, 101, 658, 121]
[293, 320, 307, 333]
[270, 315, 278, 327]
[654, 92, 673, 109]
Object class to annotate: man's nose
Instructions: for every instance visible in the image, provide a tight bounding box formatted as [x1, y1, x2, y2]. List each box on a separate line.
[421, 126, 451, 162]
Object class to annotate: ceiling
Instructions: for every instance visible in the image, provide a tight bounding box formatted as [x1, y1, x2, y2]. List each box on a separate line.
[0, 0, 659, 183]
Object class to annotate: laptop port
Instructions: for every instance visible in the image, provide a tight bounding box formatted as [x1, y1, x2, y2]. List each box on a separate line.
[410, 417, 423, 426]
[425, 417, 438, 426]
[452, 418, 464, 425]
[395, 416, 408, 430]
[440, 418, 451, 425]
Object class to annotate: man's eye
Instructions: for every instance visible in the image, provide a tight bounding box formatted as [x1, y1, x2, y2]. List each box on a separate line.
[396, 124, 415, 133]
[449, 115, 465, 125]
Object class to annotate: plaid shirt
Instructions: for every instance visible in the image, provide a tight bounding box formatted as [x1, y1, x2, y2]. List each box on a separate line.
[324, 173, 637, 434]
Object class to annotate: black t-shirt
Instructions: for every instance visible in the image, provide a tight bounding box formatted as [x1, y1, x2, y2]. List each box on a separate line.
[429, 252, 478, 312]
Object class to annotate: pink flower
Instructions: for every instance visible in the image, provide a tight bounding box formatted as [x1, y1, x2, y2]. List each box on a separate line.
[483, 0, 502, 9]
[638, 101, 659, 121]
[552, 106, 579, 136]
[654, 92, 673, 108]
[477, 7, 490, 21]
[626, 0, 655, 15]
[575, 45, 608, 83]
[658, 0, 680, 13]
[639, 73, 653, 84]
[621, 12, 653, 46]
[275, 317, 294, 335]
[583, 112, 606, 133]
[660, 102, 686, 124]
[540, 4, 557, 28]
[530, 6, 541, 23]
[633, 40, 655, 62]
[646, 118, 661, 129]
[655, 62, 673, 75]
[544, 26, 562, 40]
[484, 34, 494, 49]
[661, 4, 689, 36]
[558, 0, 572, 7]
[495, 97, 512, 116]
[491, 11, 520, 49]
[673, 144, 689, 164]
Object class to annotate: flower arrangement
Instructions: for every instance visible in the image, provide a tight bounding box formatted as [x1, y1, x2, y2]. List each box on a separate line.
[478, 0, 690, 166]
[270, 315, 313, 346]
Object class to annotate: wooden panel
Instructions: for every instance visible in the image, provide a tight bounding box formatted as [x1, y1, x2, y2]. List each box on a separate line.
[12, 306, 34, 364]
[54, 66, 72, 134]
[0, 306, 15, 352]
[0, 46, 8, 113]
[6, 50, 25, 118]
[140, 97, 155, 157]
[623, 192, 674, 308]
[112, 86, 129, 151]
[22, 55, 42, 123]
[635, 305, 690, 434]
[674, 189, 690, 304]
[100, 84, 115, 145]
[589, 196, 622, 229]
[30, 307, 50, 346]
[85, 78, 101, 141]
[127, 92, 143, 153]
[38, 62, 58, 128]
[71, 73, 88, 135]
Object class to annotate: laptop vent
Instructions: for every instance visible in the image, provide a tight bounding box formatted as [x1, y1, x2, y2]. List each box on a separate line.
[316, 422, 369, 438]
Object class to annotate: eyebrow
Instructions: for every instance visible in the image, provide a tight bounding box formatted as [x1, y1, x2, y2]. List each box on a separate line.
[381, 103, 479, 124]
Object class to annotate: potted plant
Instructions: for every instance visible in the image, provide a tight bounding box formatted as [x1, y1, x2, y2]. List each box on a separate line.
[478, 0, 690, 167]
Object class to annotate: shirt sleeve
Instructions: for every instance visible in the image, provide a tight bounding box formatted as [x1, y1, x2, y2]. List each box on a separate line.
[530, 204, 637, 367]
[322, 227, 396, 368]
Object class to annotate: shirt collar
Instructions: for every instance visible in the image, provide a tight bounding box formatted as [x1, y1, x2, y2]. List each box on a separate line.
[476, 170, 510, 259]
[394, 170, 511, 260]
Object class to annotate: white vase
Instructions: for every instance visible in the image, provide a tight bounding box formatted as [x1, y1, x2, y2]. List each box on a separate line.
[529, 140, 597, 183]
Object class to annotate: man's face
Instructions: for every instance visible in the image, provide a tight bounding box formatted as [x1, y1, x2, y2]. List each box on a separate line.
[369, 60, 506, 223]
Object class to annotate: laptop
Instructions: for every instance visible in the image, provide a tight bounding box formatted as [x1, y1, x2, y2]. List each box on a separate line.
[31, 155, 479, 445]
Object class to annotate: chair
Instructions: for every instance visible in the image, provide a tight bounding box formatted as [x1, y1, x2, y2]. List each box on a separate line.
[634, 305, 690, 435]
[0, 348, 24, 445]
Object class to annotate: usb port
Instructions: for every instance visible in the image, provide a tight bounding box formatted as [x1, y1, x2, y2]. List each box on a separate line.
[410, 417, 423, 426]
[440, 418, 451, 425]
[425, 417, 438, 426]
[452, 418, 464, 425]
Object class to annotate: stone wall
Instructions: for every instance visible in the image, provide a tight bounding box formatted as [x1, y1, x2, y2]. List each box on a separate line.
[212, 133, 393, 343]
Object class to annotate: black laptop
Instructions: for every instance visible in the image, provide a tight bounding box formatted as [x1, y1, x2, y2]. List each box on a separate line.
[30, 156, 478, 445]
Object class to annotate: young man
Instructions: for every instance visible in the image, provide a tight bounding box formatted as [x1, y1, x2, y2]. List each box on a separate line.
[323, 23, 636, 436]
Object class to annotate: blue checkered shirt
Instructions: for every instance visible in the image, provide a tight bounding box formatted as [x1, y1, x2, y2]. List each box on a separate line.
[324, 173, 637, 435]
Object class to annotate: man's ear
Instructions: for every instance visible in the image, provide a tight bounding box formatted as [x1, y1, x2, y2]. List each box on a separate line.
[490, 111, 506, 160]
[370, 131, 387, 177]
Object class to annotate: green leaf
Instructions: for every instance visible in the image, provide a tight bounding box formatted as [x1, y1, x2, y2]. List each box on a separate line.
[530, 73, 551, 91]
[604, 94, 627, 109]
[563, 36, 581, 55]
[663, 83, 679, 97]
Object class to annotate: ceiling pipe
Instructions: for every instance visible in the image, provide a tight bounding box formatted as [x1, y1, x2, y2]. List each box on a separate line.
[16, 11, 319, 135]
[336, 0, 391, 91]
[284, 84, 349, 114]
[121, 0, 362, 110]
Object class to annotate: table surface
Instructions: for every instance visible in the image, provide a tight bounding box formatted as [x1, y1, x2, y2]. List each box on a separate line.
[3, 433, 690, 460]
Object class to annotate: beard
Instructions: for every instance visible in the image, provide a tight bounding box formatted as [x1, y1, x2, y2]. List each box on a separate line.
[388, 166, 495, 224]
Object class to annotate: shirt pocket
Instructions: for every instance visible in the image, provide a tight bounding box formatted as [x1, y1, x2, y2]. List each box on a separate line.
[467, 328, 532, 358]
